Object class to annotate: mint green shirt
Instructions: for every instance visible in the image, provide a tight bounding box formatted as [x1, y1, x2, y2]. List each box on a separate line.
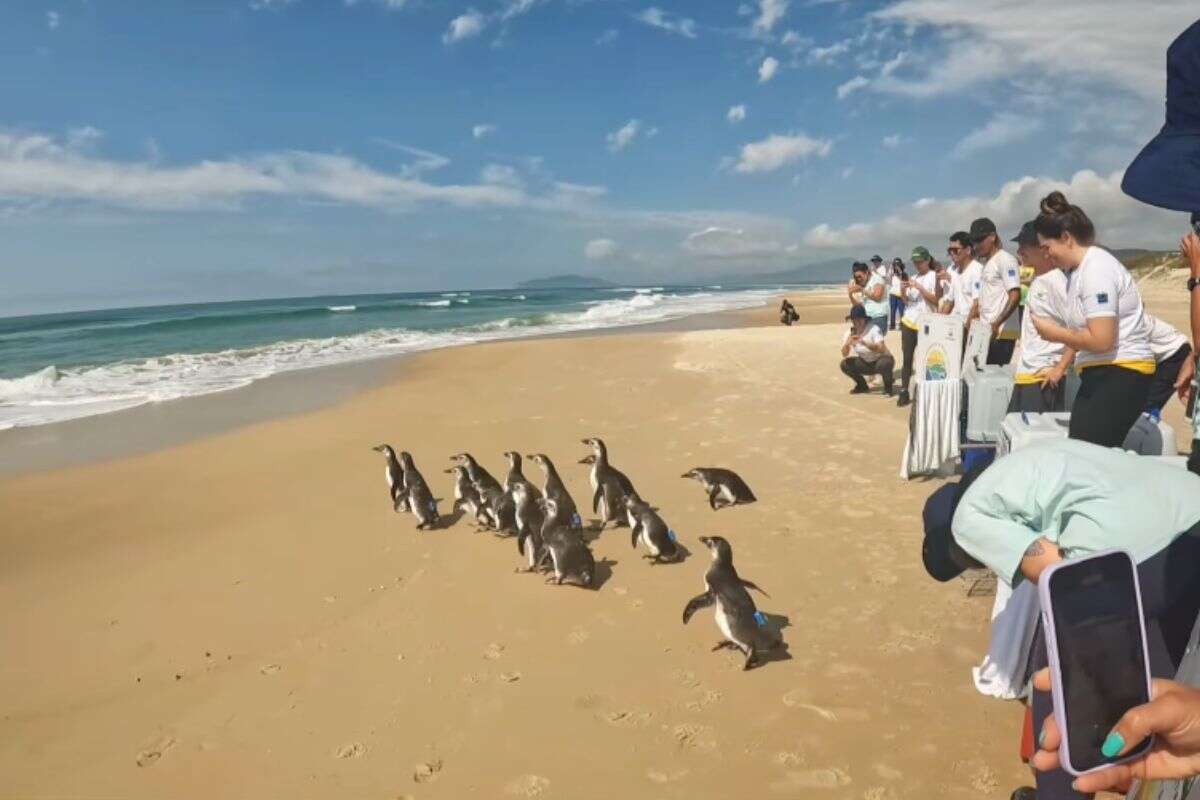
[952, 439, 1200, 586]
[862, 273, 889, 319]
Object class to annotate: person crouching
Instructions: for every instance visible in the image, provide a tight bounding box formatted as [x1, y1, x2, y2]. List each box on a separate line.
[841, 305, 895, 395]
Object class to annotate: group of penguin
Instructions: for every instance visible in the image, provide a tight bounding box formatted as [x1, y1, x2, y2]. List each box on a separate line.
[371, 438, 785, 670]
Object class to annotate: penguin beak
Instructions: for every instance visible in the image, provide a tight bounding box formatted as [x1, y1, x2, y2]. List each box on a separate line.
[698, 536, 713, 547]
[442, 468, 453, 473]
[577, 457, 589, 464]
[372, 445, 385, 452]
[680, 472, 692, 479]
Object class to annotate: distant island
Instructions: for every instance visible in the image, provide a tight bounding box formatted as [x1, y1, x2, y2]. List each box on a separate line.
[516, 274, 616, 290]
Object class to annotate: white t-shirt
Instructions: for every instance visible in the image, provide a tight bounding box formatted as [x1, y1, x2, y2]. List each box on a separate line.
[1063, 246, 1154, 369]
[900, 270, 939, 329]
[889, 274, 903, 297]
[842, 325, 886, 363]
[1146, 314, 1189, 362]
[1014, 270, 1070, 381]
[953, 259, 984, 319]
[979, 249, 1022, 339]
[939, 266, 961, 314]
[874, 263, 889, 282]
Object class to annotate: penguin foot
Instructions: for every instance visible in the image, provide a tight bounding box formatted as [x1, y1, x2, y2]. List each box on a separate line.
[711, 640, 736, 652]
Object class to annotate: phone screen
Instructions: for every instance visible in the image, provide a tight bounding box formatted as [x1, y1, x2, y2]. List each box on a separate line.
[1048, 552, 1153, 773]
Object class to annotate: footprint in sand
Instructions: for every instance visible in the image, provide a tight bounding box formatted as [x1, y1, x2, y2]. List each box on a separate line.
[484, 642, 506, 660]
[505, 774, 550, 796]
[499, 671, 522, 683]
[683, 689, 723, 712]
[671, 669, 701, 689]
[413, 758, 443, 784]
[647, 767, 690, 784]
[601, 709, 654, 727]
[259, 663, 281, 675]
[135, 736, 176, 768]
[864, 787, 898, 800]
[775, 751, 805, 767]
[769, 768, 851, 792]
[566, 627, 589, 645]
[334, 742, 365, 759]
[671, 723, 717, 752]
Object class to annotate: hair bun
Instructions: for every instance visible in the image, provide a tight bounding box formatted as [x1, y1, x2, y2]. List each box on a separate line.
[1040, 191, 1071, 216]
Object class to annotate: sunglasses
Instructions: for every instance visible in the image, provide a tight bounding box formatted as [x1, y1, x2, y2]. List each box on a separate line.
[947, 246, 963, 255]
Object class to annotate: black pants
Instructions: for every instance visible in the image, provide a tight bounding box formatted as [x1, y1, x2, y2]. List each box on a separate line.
[840, 355, 895, 393]
[1146, 344, 1192, 412]
[1007, 381, 1067, 414]
[1030, 525, 1200, 799]
[900, 325, 918, 392]
[1068, 365, 1153, 447]
[987, 338, 1016, 366]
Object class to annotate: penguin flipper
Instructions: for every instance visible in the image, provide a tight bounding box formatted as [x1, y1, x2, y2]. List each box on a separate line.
[630, 520, 641, 549]
[741, 579, 770, 598]
[517, 530, 528, 556]
[707, 485, 722, 511]
[592, 486, 603, 514]
[682, 591, 714, 624]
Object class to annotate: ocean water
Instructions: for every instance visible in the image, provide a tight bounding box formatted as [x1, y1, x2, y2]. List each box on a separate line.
[0, 284, 829, 430]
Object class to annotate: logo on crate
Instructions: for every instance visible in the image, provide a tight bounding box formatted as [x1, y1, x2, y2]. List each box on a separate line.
[924, 345, 948, 381]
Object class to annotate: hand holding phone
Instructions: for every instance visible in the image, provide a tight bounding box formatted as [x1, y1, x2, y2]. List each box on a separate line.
[1038, 550, 1155, 776]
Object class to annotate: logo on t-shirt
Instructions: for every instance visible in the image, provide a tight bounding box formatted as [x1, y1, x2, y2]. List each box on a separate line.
[1007, 269, 1017, 278]
[1096, 292, 1110, 305]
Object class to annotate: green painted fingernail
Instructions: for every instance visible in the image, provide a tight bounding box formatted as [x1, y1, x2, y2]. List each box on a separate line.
[1038, 728, 1046, 748]
[1101, 732, 1125, 758]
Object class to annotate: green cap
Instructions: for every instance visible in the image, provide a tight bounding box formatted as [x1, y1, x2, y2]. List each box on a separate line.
[911, 245, 932, 262]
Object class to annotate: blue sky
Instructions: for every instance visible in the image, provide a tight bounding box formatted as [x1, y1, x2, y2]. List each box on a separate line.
[0, 0, 1195, 314]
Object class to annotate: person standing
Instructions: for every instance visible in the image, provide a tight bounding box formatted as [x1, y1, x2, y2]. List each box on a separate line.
[1145, 314, 1192, 412]
[840, 305, 895, 395]
[971, 218, 1022, 365]
[848, 261, 889, 335]
[871, 254, 888, 283]
[1030, 191, 1155, 447]
[947, 232, 983, 329]
[1008, 221, 1074, 413]
[896, 246, 941, 407]
[888, 258, 906, 330]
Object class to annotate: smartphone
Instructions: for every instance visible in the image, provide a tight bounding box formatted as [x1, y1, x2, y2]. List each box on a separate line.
[1038, 550, 1155, 776]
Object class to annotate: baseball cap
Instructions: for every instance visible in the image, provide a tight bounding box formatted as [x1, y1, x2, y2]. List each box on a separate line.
[920, 466, 986, 582]
[851, 261, 869, 273]
[911, 245, 932, 262]
[846, 305, 868, 321]
[892, 257, 904, 267]
[870, 254, 883, 263]
[969, 218, 998, 243]
[1011, 220, 1039, 247]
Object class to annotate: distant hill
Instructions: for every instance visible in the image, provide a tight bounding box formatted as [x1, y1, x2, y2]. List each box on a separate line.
[516, 274, 616, 289]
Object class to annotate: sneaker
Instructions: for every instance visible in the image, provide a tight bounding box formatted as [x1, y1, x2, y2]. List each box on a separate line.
[896, 390, 911, 407]
[850, 386, 869, 395]
[1010, 788, 1036, 800]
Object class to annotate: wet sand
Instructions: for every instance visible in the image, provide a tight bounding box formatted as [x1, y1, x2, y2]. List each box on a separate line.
[6, 283, 1185, 798]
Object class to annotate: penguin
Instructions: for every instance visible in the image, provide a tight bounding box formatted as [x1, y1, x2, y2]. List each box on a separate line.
[681, 467, 757, 510]
[682, 536, 780, 670]
[526, 453, 582, 530]
[445, 465, 488, 527]
[451, 453, 503, 496]
[502, 451, 539, 498]
[535, 497, 595, 587]
[477, 483, 517, 534]
[372, 444, 408, 513]
[512, 481, 547, 572]
[399, 451, 439, 530]
[625, 493, 679, 564]
[581, 438, 635, 527]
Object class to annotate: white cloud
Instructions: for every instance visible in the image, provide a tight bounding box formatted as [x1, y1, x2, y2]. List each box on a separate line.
[344, 0, 409, 9]
[758, 56, 780, 83]
[46, 11, 60, 30]
[370, 139, 450, 177]
[595, 28, 619, 45]
[952, 112, 1042, 160]
[841, 166, 855, 180]
[870, 0, 1196, 100]
[480, 163, 523, 188]
[682, 226, 793, 259]
[634, 7, 698, 39]
[0, 129, 565, 213]
[727, 105, 747, 124]
[500, 0, 544, 21]
[751, 0, 789, 36]
[882, 133, 903, 149]
[836, 75, 869, 99]
[606, 119, 643, 153]
[802, 169, 1183, 251]
[584, 238, 619, 260]
[731, 132, 834, 174]
[249, 0, 297, 9]
[472, 123, 497, 139]
[443, 9, 487, 43]
[807, 39, 851, 64]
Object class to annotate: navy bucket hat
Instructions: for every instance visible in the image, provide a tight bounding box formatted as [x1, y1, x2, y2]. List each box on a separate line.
[1122, 19, 1200, 212]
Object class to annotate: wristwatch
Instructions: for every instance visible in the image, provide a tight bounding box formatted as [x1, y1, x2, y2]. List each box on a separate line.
[1189, 276, 1200, 292]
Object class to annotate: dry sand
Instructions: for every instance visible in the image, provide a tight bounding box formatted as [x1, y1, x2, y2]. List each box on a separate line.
[2, 286, 1188, 799]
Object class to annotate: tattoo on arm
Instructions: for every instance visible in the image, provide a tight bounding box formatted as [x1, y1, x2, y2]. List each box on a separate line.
[1023, 540, 1045, 558]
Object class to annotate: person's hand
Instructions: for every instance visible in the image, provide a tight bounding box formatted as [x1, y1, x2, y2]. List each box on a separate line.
[1030, 314, 1062, 343]
[1182, 232, 1200, 277]
[1031, 669, 1200, 794]
[1041, 365, 1066, 390]
[990, 320, 1002, 338]
[1175, 355, 1196, 405]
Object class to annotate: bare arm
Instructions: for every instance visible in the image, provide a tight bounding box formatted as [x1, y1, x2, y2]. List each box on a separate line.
[1034, 315, 1117, 353]
[1041, 347, 1076, 389]
[992, 288, 1020, 334]
[1020, 537, 1063, 584]
[1185, 233, 1200, 346]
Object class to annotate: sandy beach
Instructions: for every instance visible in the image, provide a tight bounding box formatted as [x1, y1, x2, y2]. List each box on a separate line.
[1, 286, 1190, 799]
